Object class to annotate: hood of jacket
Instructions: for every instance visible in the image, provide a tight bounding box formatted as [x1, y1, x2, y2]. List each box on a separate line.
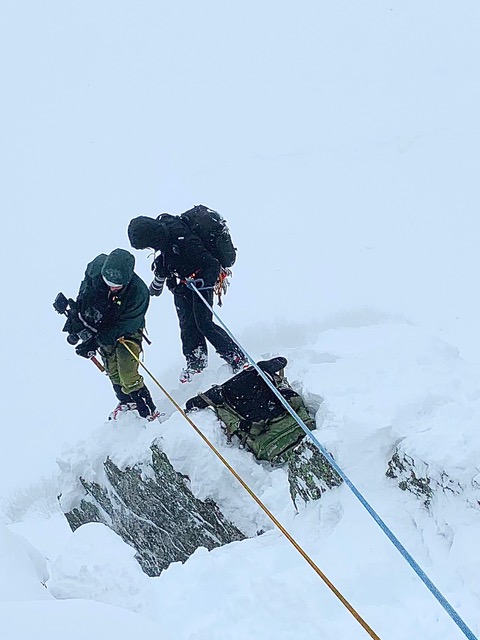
[128, 216, 169, 251]
[101, 248, 135, 286]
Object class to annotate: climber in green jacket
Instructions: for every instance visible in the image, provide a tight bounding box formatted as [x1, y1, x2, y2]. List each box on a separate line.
[68, 248, 159, 421]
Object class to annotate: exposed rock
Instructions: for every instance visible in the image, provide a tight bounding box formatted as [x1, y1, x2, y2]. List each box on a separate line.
[280, 440, 343, 506]
[386, 450, 434, 506]
[386, 447, 471, 508]
[62, 443, 245, 576]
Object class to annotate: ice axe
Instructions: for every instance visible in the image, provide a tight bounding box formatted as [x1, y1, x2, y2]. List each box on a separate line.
[53, 292, 105, 372]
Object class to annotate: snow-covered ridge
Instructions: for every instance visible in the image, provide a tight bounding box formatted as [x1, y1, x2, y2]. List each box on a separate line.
[3, 320, 480, 639]
[56, 319, 480, 553]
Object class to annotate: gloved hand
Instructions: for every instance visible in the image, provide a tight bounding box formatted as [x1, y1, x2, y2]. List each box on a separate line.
[75, 337, 98, 359]
[149, 276, 165, 297]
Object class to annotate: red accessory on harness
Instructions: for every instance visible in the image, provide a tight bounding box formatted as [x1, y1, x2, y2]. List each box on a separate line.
[214, 268, 232, 307]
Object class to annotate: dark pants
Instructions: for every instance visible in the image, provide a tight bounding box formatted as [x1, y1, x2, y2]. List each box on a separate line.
[173, 273, 242, 369]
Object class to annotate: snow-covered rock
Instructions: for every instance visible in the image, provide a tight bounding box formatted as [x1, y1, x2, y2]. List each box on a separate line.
[58, 435, 245, 576]
[48, 522, 156, 613]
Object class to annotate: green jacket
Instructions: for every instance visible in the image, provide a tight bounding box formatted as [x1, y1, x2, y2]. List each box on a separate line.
[77, 249, 150, 347]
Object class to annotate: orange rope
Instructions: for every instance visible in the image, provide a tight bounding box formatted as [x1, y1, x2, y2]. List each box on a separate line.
[119, 338, 381, 640]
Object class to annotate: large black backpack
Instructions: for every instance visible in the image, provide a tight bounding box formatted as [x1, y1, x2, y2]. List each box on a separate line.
[185, 357, 313, 462]
[185, 357, 343, 505]
[180, 205, 237, 268]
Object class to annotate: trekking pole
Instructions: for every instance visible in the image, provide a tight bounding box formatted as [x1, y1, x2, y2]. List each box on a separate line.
[141, 330, 152, 346]
[88, 355, 105, 372]
[185, 279, 478, 640]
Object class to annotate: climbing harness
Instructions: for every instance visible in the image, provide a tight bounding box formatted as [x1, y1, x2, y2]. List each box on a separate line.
[180, 269, 232, 306]
[179, 270, 201, 287]
[184, 279, 478, 640]
[118, 337, 382, 640]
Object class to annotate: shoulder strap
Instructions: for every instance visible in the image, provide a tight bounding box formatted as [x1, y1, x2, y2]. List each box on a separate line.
[198, 388, 245, 421]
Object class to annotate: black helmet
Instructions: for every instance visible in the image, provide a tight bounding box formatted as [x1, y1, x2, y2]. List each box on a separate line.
[128, 216, 166, 250]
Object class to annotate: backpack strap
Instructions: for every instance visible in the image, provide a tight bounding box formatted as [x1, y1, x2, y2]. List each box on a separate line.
[195, 392, 217, 409]
[201, 386, 244, 419]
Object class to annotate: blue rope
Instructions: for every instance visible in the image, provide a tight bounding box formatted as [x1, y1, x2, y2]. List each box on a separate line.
[187, 279, 478, 640]
[181, 277, 214, 291]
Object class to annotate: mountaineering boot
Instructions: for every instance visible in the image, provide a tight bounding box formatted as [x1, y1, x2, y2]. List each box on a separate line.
[109, 402, 137, 421]
[129, 386, 161, 421]
[109, 383, 137, 420]
[230, 354, 248, 374]
[179, 355, 207, 384]
[179, 366, 205, 384]
[112, 383, 132, 403]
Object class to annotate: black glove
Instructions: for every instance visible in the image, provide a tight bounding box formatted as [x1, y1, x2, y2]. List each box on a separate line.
[149, 276, 165, 297]
[185, 396, 209, 413]
[75, 337, 98, 359]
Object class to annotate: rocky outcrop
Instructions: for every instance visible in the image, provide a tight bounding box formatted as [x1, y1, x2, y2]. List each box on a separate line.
[59, 387, 344, 579]
[386, 446, 480, 510]
[62, 443, 245, 577]
[280, 440, 343, 506]
[386, 450, 435, 506]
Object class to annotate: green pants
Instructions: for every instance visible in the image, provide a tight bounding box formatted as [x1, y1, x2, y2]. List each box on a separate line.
[99, 333, 144, 395]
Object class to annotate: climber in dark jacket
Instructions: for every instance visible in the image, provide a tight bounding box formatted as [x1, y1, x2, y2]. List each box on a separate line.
[72, 248, 159, 420]
[127, 214, 246, 383]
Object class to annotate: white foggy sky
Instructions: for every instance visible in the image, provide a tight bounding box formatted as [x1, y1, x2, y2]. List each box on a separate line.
[1, 0, 479, 492]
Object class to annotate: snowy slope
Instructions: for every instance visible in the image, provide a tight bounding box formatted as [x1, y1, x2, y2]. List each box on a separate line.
[4, 319, 480, 639]
[1, 0, 480, 638]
